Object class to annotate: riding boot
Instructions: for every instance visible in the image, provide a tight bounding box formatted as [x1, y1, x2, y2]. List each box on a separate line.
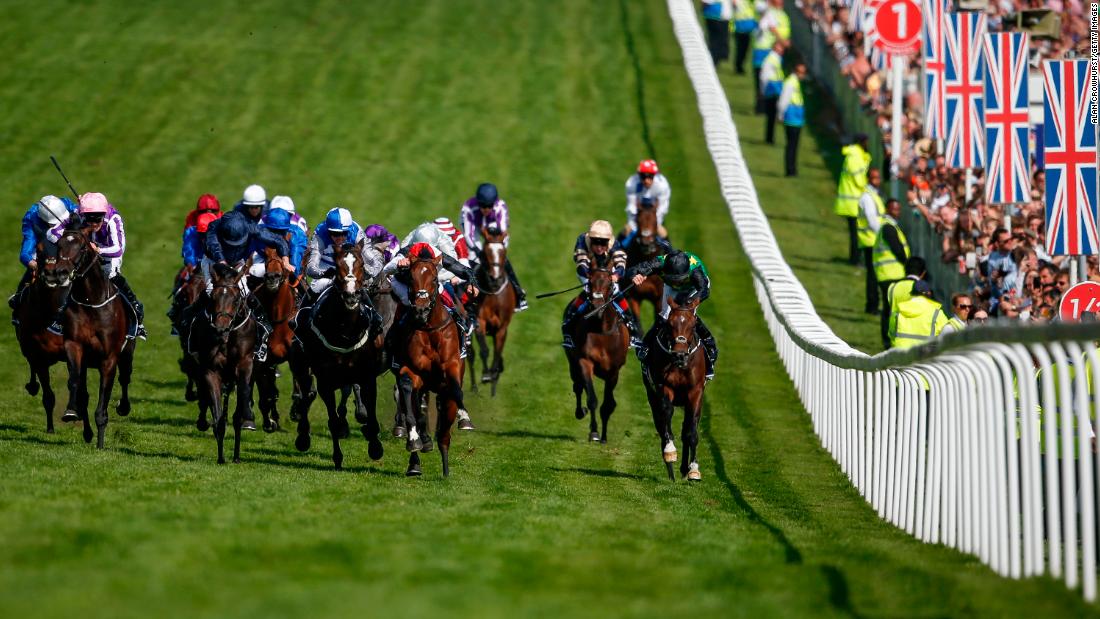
[696, 316, 718, 380]
[447, 305, 468, 358]
[8, 268, 33, 311]
[503, 259, 528, 312]
[46, 290, 71, 336]
[247, 294, 273, 365]
[111, 274, 147, 340]
[636, 316, 663, 361]
[626, 310, 644, 349]
[358, 289, 383, 335]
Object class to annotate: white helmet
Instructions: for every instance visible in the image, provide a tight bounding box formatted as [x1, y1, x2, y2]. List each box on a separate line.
[270, 195, 295, 213]
[36, 195, 68, 226]
[242, 184, 267, 206]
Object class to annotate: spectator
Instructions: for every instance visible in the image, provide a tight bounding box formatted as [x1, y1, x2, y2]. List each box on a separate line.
[986, 228, 1018, 313]
[941, 293, 972, 334]
[778, 62, 807, 176]
[702, 1, 733, 66]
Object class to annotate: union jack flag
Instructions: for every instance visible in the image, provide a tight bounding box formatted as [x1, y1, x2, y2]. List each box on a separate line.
[944, 11, 986, 169]
[982, 32, 1031, 205]
[921, 0, 949, 139]
[1043, 60, 1099, 256]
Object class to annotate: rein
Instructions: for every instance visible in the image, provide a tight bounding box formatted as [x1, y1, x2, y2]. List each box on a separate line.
[63, 240, 118, 308]
[309, 287, 373, 353]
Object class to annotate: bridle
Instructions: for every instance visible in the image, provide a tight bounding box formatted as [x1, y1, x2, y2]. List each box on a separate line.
[656, 307, 700, 370]
[50, 229, 117, 307]
[477, 242, 509, 295]
[408, 257, 450, 330]
[207, 281, 250, 336]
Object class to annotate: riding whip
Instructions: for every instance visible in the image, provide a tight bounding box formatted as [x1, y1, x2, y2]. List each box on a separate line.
[583, 283, 636, 319]
[534, 283, 585, 299]
[50, 156, 81, 202]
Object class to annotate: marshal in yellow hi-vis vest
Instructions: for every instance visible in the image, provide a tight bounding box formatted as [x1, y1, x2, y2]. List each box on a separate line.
[886, 278, 917, 308]
[889, 295, 949, 349]
[834, 144, 870, 217]
[856, 188, 885, 248]
[872, 214, 909, 282]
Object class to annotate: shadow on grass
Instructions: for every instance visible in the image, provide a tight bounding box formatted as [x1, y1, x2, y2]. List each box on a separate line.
[480, 428, 575, 442]
[549, 466, 647, 481]
[0, 423, 29, 433]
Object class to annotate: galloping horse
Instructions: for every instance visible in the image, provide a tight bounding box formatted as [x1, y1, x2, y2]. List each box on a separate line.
[14, 244, 68, 433]
[624, 202, 667, 325]
[470, 229, 516, 396]
[289, 241, 384, 470]
[252, 246, 300, 433]
[42, 226, 134, 448]
[189, 263, 257, 463]
[171, 265, 205, 402]
[639, 296, 707, 481]
[564, 267, 629, 443]
[391, 249, 467, 477]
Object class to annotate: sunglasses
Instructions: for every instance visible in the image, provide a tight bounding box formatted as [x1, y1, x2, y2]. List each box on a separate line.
[955, 304, 972, 310]
[590, 239, 610, 247]
[640, 173, 654, 180]
[83, 215, 104, 224]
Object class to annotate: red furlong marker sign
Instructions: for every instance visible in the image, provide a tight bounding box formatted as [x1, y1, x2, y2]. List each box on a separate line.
[872, 0, 922, 55]
[1059, 281, 1100, 320]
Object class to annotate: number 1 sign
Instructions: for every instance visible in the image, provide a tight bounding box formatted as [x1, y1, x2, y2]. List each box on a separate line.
[1059, 281, 1100, 321]
[873, 0, 922, 56]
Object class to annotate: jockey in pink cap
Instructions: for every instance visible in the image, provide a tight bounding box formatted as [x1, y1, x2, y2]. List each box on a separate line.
[46, 192, 146, 339]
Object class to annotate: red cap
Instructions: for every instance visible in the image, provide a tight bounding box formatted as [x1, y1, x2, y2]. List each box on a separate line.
[196, 212, 220, 233]
[637, 159, 659, 175]
[197, 193, 221, 212]
[408, 242, 436, 260]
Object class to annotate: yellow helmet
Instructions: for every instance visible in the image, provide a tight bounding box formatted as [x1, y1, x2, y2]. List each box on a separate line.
[587, 220, 614, 241]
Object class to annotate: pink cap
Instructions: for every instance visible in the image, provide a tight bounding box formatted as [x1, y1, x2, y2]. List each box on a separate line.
[79, 192, 110, 214]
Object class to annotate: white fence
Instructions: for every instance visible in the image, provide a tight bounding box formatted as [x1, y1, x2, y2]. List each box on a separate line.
[665, 0, 1100, 601]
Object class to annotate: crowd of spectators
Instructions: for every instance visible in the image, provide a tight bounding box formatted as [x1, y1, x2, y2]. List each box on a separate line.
[796, 0, 1097, 323]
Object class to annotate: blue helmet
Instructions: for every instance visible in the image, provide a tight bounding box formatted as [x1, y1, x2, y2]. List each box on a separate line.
[324, 207, 354, 234]
[219, 211, 251, 247]
[476, 183, 498, 208]
[264, 208, 292, 232]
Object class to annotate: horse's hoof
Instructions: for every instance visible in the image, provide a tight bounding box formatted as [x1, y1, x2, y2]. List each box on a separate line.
[116, 402, 131, 417]
[289, 410, 300, 422]
[368, 439, 384, 461]
[61, 410, 79, 423]
[241, 419, 257, 432]
[392, 425, 407, 439]
[588, 432, 601, 442]
[338, 419, 351, 439]
[83, 430, 93, 444]
[354, 409, 369, 424]
[295, 433, 311, 452]
[233, 457, 241, 464]
[663, 441, 678, 463]
[457, 415, 475, 432]
[185, 390, 198, 403]
[405, 463, 422, 477]
[574, 409, 585, 420]
[421, 436, 434, 453]
[263, 421, 276, 434]
[685, 463, 702, 481]
[406, 437, 423, 453]
[25, 382, 38, 397]
[481, 375, 492, 384]
[196, 418, 210, 432]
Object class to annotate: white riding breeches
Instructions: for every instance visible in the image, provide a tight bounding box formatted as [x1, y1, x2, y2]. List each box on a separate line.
[101, 257, 122, 279]
[309, 277, 333, 295]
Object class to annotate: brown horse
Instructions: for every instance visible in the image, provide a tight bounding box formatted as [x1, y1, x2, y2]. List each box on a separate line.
[42, 226, 135, 448]
[188, 262, 256, 463]
[470, 230, 516, 396]
[564, 267, 629, 443]
[171, 265, 205, 403]
[252, 246, 300, 433]
[640, 296, 707, 481]
[13, 246, 68, 433]
[625, 203, 667, 325]
[391, 250, 466, 477]
[289, 241, 384, 470]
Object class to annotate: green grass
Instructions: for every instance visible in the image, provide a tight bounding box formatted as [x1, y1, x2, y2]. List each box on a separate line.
[0, 1, 1093, 617]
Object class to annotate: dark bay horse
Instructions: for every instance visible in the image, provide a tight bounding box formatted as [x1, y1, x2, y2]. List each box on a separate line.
[391, 250, 466, 477]
[625, 202, 667, 325]
[289, 241, 384, 470]
[14, 245, 68, 433]
[253, 246, 300, 433]
[470, 230, 516, 396]
[640, 296, 707, 481]
[188, 263, 257, 463]
[564, 267, 629, 443]
[171, 266, 205, 403]
[42, 227, 134, 448]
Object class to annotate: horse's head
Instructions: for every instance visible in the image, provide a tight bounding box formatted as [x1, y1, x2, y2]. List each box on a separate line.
[635, 201, 659, 252]
[409, 247, 441, 323]
[665, 295, 701, 370]
[586, 267, 615, 316]
[263, 246, 286, 292]
[42, 227, 92, 289]
[483, 228, 508, 283]
[334, 241, 367, 311]
[209, 262, 249, 336]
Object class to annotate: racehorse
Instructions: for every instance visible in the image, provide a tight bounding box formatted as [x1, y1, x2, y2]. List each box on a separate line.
[13, 244, 68, 433]
[171, 265, 205, 402]
[252, 246, 300, 433]
[564, 266, 629, 443]
[639, 295, 707, 481]
[188, 262, 257, 463]
[289, 241, 384, 470]
[624, 201, 667, 325]
[42, 226, 134, 448]
[470, 229, 516, 396]
[391, 248, 467, 477]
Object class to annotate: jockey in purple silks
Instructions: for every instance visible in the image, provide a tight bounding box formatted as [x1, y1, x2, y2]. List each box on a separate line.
[364, 224, 400, 264]
[458, 182, 527, 311]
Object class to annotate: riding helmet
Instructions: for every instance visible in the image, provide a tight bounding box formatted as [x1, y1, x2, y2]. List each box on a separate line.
[220, 212, 251, 246]
[476, 183, 498, 208]
[662, 251, 691, 283]
[36, 195, 68, 226]
[196, 193, 221, 213]
[637, 159, 659, 175]
[325, 207, 354, 233]
[263, 208, 292, 232]
[241, 184, 267, 206]
[78, 192, 110, 214]
[270, 195, 295, 213]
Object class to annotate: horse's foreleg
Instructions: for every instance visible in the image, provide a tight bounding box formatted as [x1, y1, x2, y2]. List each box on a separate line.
[116, 345, 133, 417]
[256, 365, 278, 433]
[62, 342, 83, 426]
[205, 371, 225, 464]
[476, 326, 490, 380]
[490, 325, 508, 397]
[568, 357, 585, 420]
[93, 358, 118, 449]
[37, 364, 55, 434]
[599, 369, 619, 444]
[659, 388, 677, 481]
[397, 372, 422, 453]
[681, 389, 704, 480]
[357, 380, 383, 461]
[577, 359, 599, 441]
[317, 383, 343, 470]
[25, 364, 39, 397]
[78, 367, 92, 444]
[233, 360, 253, 463]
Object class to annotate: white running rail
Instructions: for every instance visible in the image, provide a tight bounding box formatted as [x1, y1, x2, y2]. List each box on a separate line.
[666, 0, 1100, 601]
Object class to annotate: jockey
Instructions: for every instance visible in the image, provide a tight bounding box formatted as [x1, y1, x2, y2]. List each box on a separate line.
[46, 192, 147, 340]
[169, 211, 220, 334]
[561, 220, 643, 350]
[10, 195, 78, 309]
[620, 197, 675, 251]
[623, 159, 671, 239]
[184, 193, 222, 231]
[270, 195, 308, 235]
[202, 209, 290, 362]
[259, 208, 307, 274]
[305, 207, 384, 298]
[364, 224, 400, 263]
[233, 184, 269, 224]
[459, 182, 528, 311]
[433, 217, 472, 268]
[627, 249, 718, 380]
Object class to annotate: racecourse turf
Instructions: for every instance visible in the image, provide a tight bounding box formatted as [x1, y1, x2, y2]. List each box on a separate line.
[0, 1, 1094, 617]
